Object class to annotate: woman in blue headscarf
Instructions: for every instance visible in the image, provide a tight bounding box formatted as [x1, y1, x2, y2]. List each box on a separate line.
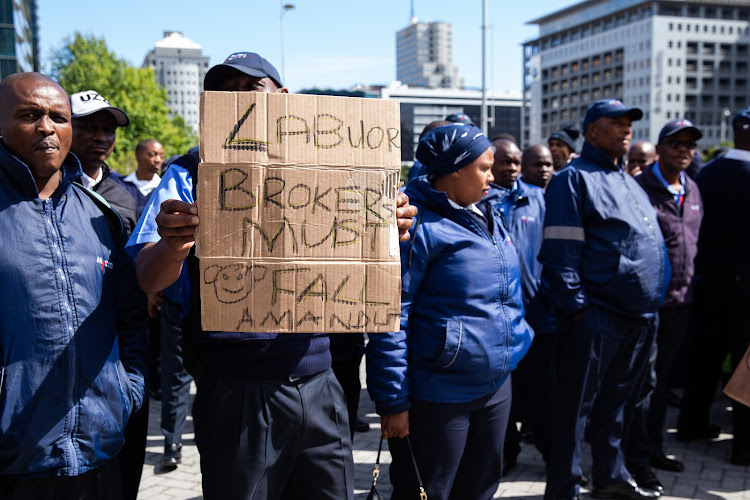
[366, 124, 533, 500]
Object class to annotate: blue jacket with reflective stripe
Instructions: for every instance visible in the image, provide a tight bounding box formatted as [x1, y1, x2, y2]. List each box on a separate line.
[0, 143, 147, 477]
[366, 176, 533, 416]
[538, 142, 670, 318]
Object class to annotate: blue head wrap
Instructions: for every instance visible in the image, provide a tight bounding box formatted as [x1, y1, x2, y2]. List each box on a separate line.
[415, 124, 492, 180]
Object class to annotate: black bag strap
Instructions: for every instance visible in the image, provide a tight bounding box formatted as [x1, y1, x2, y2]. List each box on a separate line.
[406, 435, 428, 500]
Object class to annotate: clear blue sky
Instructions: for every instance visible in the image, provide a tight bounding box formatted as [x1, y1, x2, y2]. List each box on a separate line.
[37, 0, 571, 93]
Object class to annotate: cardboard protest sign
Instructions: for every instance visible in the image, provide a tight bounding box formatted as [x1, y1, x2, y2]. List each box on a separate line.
[197, 92, 402, 333]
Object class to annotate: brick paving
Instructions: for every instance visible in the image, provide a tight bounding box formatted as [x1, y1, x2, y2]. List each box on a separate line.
[138, 375, 749, 499]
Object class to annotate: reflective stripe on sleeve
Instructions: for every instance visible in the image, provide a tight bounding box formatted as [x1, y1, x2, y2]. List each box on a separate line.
[543, 225, 585, 242]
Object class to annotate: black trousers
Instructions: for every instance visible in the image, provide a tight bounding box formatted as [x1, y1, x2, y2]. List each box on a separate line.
[159, 300, 192, 447]
[389, 377, 512, 500]
[627, 305, 692, 469]
[0, 459, 122, 500]
[194, 368, 353, 500]
[678, 277, 750, 460]
[329, 333, 365, 439]
[544, 305, 656, 499]
[504, 332, 559, 460]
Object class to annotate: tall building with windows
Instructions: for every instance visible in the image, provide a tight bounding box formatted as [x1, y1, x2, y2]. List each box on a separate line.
[522, 0, 750, 147]
[397, 19, 464, 89]
[143, 31, 209, 134]
[0, 0, 39, 79]
[380, 82, 521, 161]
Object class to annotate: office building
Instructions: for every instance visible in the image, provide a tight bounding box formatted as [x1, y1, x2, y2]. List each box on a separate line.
[522, 0, 750, 147]
[143, 31, 209, 134]
[0, 0, 39, 79]
[380, 81, 521, 161]
[397, 19, 464, 89]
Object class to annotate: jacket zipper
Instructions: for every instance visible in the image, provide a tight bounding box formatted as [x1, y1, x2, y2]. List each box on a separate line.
[45, 199, 80, 472]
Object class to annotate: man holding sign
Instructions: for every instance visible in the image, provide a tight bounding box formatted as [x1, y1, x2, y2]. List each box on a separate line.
[127, 52, 415, 499]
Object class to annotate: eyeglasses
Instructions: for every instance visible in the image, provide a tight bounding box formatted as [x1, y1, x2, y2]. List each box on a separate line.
[662, 140, 697, 150]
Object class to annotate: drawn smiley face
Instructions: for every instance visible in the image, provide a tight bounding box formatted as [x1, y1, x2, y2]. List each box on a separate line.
[203, 263, 268, 304]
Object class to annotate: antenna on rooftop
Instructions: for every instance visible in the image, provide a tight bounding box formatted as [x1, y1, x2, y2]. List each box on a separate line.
[410, 0, 417, 23]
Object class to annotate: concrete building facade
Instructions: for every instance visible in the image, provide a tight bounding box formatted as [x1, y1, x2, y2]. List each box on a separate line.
[143, 31, 209, 134]
[522, 0, 750, 148]
[0, 0, 39, 79]
[380, 82, 521, 162]
[396, 19, 464, 89]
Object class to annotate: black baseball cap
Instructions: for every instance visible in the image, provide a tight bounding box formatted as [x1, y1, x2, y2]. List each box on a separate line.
[445, 113, 476, 127]
[204, 52, 283, 91]
[582, 99, 643, 133]
[549, 125, 580, 153]
[658, 118, 703, 143]
[733, 106, 750, 130]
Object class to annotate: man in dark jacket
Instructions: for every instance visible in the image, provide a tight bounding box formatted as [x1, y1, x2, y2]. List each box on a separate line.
[626, 119, 704, 490]
[127, 51, 417, 499]
[70, 90, 146, 500]
[69, 90, 138, 235]
[677, 107, 750, 466]
[0, 72, 147, 499]
[540, 99, 669, 500]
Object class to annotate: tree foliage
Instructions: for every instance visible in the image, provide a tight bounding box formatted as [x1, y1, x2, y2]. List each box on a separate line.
[49, 33, 197, 173]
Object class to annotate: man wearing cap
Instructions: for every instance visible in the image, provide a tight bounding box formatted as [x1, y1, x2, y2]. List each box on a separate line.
[540, 99, 669, 500]
[627, 141, 658, 177]
[548, 125, 580, 171]
[677, 107, 750, 466]
[126, 52, 417, 499]
[69, 90, 138, 235]
[625, 120, 703, 489]
[69, 90, 148, 500]
[0, 72, 147, 498]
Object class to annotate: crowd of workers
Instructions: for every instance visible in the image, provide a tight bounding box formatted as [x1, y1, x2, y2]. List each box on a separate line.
[0, 48, 749, 500]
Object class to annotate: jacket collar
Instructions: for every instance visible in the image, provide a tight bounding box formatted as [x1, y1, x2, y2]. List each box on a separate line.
[0, 140, 83, 199]
[580, 141, 624, 171]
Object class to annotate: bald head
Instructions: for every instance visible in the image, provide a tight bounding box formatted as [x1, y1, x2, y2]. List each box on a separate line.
[521, 144, 554, 188]
[491, 139, 522, 189]
[0, 72, 72, 197]
[627, 141, 657, 176]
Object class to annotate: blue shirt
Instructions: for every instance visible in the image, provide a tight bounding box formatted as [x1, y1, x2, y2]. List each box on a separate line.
[652, 162, 686, 207]
[126, 165, 193, 305]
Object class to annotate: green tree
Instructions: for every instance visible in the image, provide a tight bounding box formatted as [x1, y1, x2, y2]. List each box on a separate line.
[49, 33, 197, 173]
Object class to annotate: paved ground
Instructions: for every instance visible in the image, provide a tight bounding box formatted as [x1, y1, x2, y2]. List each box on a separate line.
[138, 374, 749, 499]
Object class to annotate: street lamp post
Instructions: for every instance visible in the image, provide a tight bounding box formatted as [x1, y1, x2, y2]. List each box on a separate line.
[280, 2, 295, 85]
[720, 107, 731, 144]
[480, 0, 488, 134]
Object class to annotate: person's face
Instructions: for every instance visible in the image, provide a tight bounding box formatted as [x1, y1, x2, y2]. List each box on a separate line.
[548, 138, 573, 170]
[71, 111, 118, 170]
[627, 144, 657, 177]
[656, 130, 697, 174]
[450, 148, 495, 206]
[136, 141, 165, 175]
[215, 73, 287, 93]
[522, 147, 554, 188]
[587, 115, 633, 160]
[491, 142, 522, 189]
[0, 79, 71, 179]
